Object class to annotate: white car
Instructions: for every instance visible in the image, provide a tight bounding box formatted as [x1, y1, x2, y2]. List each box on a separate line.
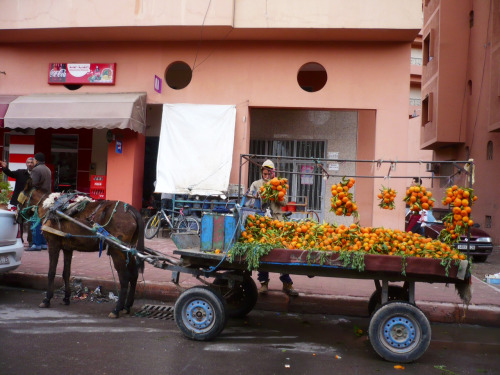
[0, 209, 24, 273]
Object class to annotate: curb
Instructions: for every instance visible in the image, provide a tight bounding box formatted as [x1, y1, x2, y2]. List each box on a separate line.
[1, 272, 499, 327]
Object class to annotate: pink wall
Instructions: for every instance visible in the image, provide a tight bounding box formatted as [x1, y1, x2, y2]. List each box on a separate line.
[106, 130, 145, 209]
[0, 39, 413, 227]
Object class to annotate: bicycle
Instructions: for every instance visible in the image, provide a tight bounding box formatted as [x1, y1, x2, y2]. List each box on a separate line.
[144, 206, 200, 239]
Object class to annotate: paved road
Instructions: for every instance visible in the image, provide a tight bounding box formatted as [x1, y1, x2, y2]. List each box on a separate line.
[1, 286, 499, 375]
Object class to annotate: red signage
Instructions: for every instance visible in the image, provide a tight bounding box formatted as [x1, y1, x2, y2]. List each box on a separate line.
[48, 63, 116, 85]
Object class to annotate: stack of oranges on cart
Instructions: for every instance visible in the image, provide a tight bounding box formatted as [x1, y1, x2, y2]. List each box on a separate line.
[439, 186, 477, 244]
[260, 177, 288, 203]
[238, 214, 466, 261]
[403, 184, 435, 213]
[377, 186, 397, 210]
[330, 177, 358, 216]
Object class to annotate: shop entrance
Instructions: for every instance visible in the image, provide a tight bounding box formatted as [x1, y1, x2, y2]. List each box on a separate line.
[51, 134, 78, 192]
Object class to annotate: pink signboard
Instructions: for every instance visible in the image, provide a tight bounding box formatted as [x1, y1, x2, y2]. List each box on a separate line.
[48, 63, 116, 85]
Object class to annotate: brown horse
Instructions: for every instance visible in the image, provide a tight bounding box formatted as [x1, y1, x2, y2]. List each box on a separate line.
[18, 180, 144, 318]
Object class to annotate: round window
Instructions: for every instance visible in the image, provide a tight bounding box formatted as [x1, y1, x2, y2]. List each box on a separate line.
[165, 61, 192, 90]
[297, 62, 327, 92]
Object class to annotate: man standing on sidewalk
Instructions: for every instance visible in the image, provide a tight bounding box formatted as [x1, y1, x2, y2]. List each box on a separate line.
[1, 157, 35, 245]
[27, 152, 51, 251]
[0, 157, 34, 208]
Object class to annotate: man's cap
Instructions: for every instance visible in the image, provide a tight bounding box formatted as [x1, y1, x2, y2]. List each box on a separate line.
[261, 159, 275, 170]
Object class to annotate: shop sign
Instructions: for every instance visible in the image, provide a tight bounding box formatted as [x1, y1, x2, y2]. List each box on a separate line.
[48, 63, 116, 85]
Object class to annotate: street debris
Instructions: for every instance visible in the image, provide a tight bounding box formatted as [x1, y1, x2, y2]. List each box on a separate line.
[54, 278, 113, 303]
[394, 364, 405, 370]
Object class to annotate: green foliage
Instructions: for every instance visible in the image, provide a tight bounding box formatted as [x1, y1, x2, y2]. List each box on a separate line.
[0, 181, 13, 205]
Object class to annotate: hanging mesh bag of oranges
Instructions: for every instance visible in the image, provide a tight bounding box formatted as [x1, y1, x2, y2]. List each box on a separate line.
[378, 185, 397, 210]
[330, 177, 358, 217]
[439, 186, 477, 245]
[403, 184, 435, 213]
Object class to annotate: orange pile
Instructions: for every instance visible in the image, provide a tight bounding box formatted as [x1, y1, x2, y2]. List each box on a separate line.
[239, 214, 466, 260]
[403, 184, 435, 213]
[330, 177, 358, 217]
[378, 186, 397, 210]
[260, 177, 288, 203]
[439, 186, 477, 244]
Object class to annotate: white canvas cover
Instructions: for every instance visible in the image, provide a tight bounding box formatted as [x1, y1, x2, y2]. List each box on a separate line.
[155, 103, 236, 196]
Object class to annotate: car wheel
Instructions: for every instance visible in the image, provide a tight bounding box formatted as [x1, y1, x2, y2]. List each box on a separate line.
[472, 255, 488, 263]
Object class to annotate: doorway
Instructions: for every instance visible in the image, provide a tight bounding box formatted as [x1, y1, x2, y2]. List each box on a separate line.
[51, 134, 78, 192]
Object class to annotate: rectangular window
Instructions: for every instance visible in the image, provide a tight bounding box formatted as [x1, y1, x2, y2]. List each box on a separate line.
[422, 93, 433, 125]
[423, 30, 435, 65]
[485, 215, 492, 229]
[249, 140, 326, 211]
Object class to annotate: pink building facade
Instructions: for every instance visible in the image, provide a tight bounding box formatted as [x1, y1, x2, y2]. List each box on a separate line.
[0, 0, 422, 228]
[421, 0, 500, 243]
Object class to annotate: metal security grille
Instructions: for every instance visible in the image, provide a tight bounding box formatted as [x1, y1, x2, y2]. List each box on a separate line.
[249, 140, 326, 211]
[134, 304, 174, 320]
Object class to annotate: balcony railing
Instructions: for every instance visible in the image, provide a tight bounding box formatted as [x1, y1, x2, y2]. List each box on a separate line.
[411, 57, 423, 66]
[410, 98, 422, 106]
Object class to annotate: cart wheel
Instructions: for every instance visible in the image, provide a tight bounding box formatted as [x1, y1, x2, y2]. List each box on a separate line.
[174, 286, 227, 341]
[368, 286, 410, 315]
[145, 213, 161, 239]
[212, 276, 258, 318]
[176, 217, 200, 234]
[369, 301, 431, 363]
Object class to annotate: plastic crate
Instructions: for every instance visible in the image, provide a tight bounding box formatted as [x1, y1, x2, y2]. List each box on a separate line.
[90, 188, 106, 200]
[91, 175, 107, 188]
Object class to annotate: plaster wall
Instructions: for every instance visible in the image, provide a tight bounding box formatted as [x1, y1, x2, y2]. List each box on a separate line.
[0, 0, 421, 31]
[0, 40, 412, 227]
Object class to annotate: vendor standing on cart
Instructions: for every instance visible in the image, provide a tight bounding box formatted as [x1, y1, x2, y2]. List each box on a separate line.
[249, 159, 298, 297]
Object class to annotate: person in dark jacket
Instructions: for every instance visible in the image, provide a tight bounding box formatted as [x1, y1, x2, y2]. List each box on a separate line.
[27, 153, 51, 251]
[31, 152, 52, 194]
[0, 157, 34, 206]
[1, 157, 35, 245]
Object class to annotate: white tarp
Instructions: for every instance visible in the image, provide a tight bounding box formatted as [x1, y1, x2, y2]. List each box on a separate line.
[155, 103, 236, 196]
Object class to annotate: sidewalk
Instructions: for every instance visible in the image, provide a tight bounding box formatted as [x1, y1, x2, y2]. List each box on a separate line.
[1, 236, 500, 326]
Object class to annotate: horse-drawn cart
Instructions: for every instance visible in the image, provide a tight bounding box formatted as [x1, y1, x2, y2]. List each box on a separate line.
[20, 154, 473, 364]
[133, 155, 475, 363]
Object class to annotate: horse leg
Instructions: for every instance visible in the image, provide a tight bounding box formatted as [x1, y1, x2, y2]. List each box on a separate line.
[61, 250, 73, 305]
[108, 251, 130, 319]
[40, 245, 60, 308]
[123, 260, 139, 314]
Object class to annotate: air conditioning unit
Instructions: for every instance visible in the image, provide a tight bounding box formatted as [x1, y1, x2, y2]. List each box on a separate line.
[425, 163, 440, 173]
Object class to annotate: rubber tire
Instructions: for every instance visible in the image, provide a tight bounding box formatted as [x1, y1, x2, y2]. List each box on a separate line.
[368, 285, 410, 316]
[145, 213, 161, 239]
[212, 276, 258, 318]
[176, 217, 200, 234]
[174, 286, 227, 341]
[472, 255, 488, 263]
[369, 301, 431, 363]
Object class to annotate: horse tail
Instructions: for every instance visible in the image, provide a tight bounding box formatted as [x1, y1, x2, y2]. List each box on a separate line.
[129, 205, 145, 274]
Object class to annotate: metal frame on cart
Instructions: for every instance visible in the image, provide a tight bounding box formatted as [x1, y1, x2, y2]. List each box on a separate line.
[77, 154, 475, 363]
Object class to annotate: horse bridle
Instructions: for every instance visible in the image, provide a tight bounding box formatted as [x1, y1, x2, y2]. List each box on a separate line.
[17, 189, 46, 222]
